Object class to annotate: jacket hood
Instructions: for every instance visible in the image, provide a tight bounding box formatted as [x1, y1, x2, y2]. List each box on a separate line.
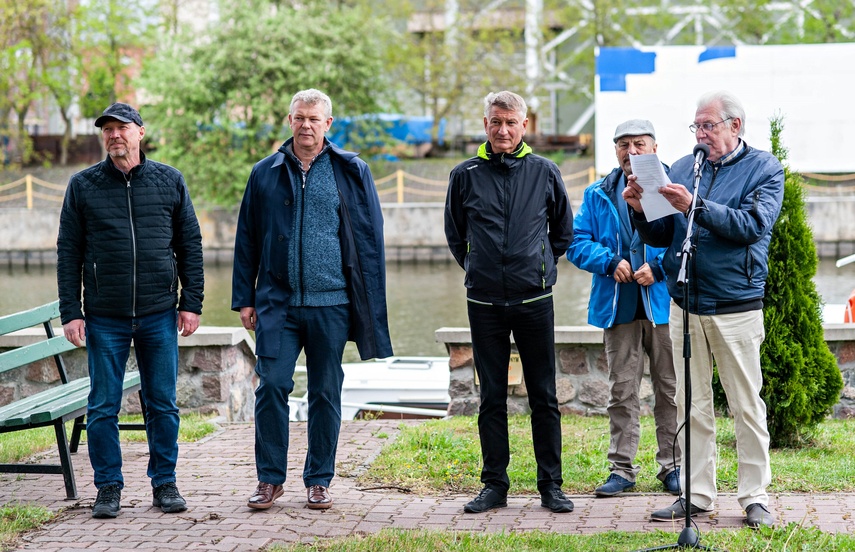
[477, 140, 532, 160]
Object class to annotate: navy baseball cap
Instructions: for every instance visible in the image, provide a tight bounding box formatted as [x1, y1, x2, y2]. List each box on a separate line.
[94, 102, 144, 127]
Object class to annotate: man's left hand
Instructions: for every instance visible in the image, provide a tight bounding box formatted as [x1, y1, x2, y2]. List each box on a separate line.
[633, 263, 655, 286]
[178, 311, 200, 337]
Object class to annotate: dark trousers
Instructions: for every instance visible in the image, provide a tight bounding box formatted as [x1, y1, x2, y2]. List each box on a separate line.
[254, 305, 349, 488]
[468, 297, 563, 494]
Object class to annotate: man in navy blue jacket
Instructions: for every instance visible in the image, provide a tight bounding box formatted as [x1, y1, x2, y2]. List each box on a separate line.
[624, 91, 783, 528]
[567, 120, 679, 499]
[232, 89, 392, 511]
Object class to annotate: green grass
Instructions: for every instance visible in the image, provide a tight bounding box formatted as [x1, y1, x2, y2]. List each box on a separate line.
[117, 412, 219, 443]
[268, 525, 855, 551]
[0, 412, 219, 463]
[0, 504, 54, 550]
[359, 415, 855, 495]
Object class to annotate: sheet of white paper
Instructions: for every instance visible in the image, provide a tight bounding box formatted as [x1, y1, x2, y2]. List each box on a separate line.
[629, 154, 681, 221]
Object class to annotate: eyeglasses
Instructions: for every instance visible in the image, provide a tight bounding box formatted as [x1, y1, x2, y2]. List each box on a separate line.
[689, 118, 731, 134]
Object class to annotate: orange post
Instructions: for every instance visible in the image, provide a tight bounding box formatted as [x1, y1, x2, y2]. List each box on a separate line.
[396, 169, 404, 203]
[844, 289, 855, 323]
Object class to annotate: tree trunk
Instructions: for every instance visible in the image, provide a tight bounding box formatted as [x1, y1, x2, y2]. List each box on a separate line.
[59, 107, 71, 166]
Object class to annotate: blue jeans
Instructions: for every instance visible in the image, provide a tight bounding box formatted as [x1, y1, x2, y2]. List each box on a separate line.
[254, 305, 348, 488]
[468, 296, 563, 494]
[85, 309, 180, 490]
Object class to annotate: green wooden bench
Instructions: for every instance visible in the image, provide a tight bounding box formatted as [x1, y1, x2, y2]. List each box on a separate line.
[0, 301, 144, 500]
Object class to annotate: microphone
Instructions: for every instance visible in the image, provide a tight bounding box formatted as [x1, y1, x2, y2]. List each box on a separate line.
[693, 143, 710, 174]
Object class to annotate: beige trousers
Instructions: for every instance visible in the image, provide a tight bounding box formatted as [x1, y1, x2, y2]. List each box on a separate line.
[603, 320, 679, 482]
[669, 302, 771, 510]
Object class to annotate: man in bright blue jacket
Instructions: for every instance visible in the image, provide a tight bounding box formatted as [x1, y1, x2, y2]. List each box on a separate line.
[232, 89, 392, 512]
[567, 120, 679, 499]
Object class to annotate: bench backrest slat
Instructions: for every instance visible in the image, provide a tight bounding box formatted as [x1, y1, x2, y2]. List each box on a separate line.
[0, 301, 62, 336]
[0, 336, 76, 374]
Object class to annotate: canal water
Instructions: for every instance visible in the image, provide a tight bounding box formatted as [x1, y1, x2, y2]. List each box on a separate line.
[2, 259, 853, 362]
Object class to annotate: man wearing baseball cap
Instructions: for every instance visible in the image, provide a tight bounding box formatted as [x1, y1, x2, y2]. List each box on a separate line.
[567, 119, 680, 498]
[57, 102, 204, 518]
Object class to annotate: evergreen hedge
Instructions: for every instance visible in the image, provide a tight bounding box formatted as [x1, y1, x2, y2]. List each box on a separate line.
[713, 116, 843, 447]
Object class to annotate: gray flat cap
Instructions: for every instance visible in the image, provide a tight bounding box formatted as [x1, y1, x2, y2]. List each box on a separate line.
[613, 119, 655, 142]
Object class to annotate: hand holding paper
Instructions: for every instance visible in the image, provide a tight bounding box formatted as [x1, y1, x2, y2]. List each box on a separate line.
[629, 154, 680, 221]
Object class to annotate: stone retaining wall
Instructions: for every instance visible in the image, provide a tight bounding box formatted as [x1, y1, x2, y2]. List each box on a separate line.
[436, 324, 855, 419]
[0, 327, 257, 421]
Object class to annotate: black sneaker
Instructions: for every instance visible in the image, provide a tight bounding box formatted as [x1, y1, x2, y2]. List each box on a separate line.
[540, 487, 574, 513]
[152, 482, 188, 513]
[463, 487, 507, 513]
[92, 484, 122, 518]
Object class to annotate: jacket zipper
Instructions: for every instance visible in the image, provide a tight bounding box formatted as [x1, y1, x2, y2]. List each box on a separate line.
[125, 173, 137, 316]
[541, 241, 546, 289]
[641, 245, 655, 327]
[299, 168, 308, 305]
[690, 164, 719, 312]
[610, 227, 620, 328]
[501, 170, 510, 303]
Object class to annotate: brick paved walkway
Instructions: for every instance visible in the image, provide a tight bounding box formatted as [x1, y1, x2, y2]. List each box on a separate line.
[1, 420, 853, 551]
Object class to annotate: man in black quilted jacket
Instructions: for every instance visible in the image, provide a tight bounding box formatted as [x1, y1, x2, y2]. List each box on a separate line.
[56, 102, 204, 519]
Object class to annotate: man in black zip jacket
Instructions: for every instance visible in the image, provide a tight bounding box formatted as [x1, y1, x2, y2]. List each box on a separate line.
[57, 102, 204, 518]
[445, 90, 574, 514]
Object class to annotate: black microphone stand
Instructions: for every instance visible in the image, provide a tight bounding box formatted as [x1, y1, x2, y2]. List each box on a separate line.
[637, 144, 716, 551]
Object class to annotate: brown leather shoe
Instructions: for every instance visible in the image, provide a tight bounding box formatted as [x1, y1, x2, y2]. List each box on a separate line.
[306, 485, 333, 509]
[247, 482, 283, 510]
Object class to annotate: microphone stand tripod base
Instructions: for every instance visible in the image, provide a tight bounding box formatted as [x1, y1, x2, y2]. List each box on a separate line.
[635, 527, 716, 551]
[678, 527, 700, 547]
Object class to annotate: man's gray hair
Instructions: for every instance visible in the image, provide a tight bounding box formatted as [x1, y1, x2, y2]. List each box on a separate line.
[698, 90, 745, 137]
[483, 91, 527, 119]
[290, 89, 333, 119]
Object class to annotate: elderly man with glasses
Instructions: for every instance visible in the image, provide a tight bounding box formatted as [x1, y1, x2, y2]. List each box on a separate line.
[622, 90, 783, 529]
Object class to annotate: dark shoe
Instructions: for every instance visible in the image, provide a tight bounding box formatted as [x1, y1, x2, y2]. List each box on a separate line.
[663, 468, 681, 495]
[92, 484, 121, 518]
[247, 482, 284, 510]
[152, 482, 187, 513]
[540, 487, 574, 513]
[594, 473, 635, 497]
[651, 498, 711, 521]
[463, 487, 507, 513]
[745, 503, 775, 528]
[307, 485, 333, 510]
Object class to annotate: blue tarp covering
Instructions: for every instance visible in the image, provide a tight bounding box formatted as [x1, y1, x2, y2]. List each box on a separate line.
[328, 114, 445, 148]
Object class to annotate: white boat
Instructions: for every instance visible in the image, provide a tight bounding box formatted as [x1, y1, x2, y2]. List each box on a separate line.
[289, 356, 450, 421]
[823, 304, 847, 323]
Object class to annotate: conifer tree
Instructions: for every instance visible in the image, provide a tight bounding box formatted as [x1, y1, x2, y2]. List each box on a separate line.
[758, 116, 843, 446]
